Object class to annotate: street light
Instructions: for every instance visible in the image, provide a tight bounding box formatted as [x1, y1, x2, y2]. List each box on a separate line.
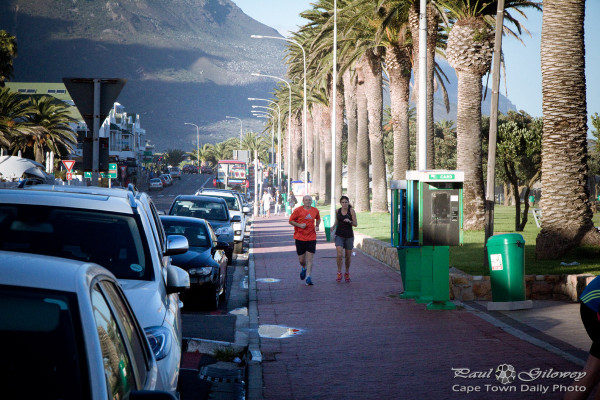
[225, 116, 243, 148]
[331, 0, 338, 221]
[184, 122, 200, 167]
[251, 35, 308, 189]
[250, 73, 292, 195]
[249, 98, 282, 189]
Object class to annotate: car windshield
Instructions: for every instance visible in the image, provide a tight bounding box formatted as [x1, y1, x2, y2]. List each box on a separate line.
[0, 287, 88, 398]
[170, 199, 229, 221]
[207, 195, 238, 211]
[0, 205, 151, 280]
[162, 220, 210, 248]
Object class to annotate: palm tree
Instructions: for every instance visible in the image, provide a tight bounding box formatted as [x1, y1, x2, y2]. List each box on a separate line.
[0, 30, 17, 86]
[0, 87, 33, 148]
[342, 68, 358, 202]
[437, 0, 540, 230]
[13, 96, 77, 163]
[536, 0, 600, 259]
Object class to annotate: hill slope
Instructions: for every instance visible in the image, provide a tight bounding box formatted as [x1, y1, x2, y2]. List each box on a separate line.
[1, 0, 287, 150]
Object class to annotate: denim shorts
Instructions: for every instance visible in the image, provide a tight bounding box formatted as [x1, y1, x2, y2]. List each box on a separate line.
[335, 236, 354, 250]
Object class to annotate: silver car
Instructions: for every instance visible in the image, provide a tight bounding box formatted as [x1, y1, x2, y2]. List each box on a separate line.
[0, 251, 176, 400]
[0, 184, 190, 397]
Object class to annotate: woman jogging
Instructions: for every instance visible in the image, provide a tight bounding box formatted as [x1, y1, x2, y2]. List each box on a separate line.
[330, 195, 357, 282]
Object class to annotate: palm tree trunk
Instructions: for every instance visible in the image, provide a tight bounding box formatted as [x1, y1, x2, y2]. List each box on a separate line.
[385, 45, 411, 180]
[355, 57, 370, 212]
[343, 69, 358, 203]
[292, 115, 302, 180]
[307, 110, 315, 189]
[455, 69, 486, 230]
[320, 102, 332, 203]
[314, 114, 321, 197]
[335, 79, 344, 201]
[426, 4, 438, 169]
[364, 48, 388, 213]
[536, 0, 600, 258]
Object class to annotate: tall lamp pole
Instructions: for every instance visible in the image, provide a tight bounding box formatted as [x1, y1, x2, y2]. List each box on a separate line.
[250, 73, 292, 195]
[225, 116, 243, 148]
[330, 0, 338, 220]
[184, 122, 200, 167]
[251, 35, 308, 188]
[249, 97, 282, 189]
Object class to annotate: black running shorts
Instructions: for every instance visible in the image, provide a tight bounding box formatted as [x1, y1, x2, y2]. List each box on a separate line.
[295, 239, 317, 255]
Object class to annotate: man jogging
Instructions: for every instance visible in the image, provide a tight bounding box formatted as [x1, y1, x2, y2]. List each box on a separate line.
[289, 195, 321, 285]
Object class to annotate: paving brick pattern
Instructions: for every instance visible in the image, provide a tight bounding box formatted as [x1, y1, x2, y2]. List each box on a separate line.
[252, 214, 585, 399]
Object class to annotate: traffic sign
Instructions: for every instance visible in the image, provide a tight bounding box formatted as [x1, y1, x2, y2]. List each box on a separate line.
[66, 172, 73, 181]
[120, 165, 127, 179]
[62, 160, 75, 172]
[62, 78, 127, 130]
[108, 163, 118, 179]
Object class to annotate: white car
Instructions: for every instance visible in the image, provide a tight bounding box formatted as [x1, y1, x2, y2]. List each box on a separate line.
[149, 177, 164, 191]
[194, 188, 250, 253]
[0, 184, 190, 397]
[0, 251, 176, 400]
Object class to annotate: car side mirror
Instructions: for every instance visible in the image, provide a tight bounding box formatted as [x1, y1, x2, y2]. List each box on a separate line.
[165, 234, 188, 256]
[166, 264, 190, 294]
[231, 215, 242, 223]
[242, 206, 250, 214]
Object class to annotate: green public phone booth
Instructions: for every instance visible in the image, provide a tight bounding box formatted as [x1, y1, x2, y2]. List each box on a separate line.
[391, 170, 464, 310]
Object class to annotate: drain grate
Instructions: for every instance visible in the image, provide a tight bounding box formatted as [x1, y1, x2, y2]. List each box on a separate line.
[198, 366, 244, 384]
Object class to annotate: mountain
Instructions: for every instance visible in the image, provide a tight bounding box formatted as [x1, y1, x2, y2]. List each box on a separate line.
[1, 0, 516, 150]
[0, 0, 287, 150]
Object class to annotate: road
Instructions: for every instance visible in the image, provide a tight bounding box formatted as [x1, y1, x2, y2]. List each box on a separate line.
[148, 172, 249, 400]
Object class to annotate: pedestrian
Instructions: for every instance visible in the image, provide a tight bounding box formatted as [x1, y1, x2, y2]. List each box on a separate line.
[289, 194, 321, 286]
[262, 189, 272, 218]
[288, 191, 297, 212]
[565, 275, 600, 399]
[330, 195, 357, 282]
[274, 189, 282, 216]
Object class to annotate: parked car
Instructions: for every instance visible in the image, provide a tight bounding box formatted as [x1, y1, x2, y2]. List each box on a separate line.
[168, 167, 182, 180]
[168, 195, 237, 264]
[161, 215, 229, 309]
[160, 174, 173, 186]
[195, 188, 250, 253]
[149, 177, 164, 191]
[0, 251, 177, 400]
[0, 184, 190, 397]
[183, 165, 198, 174]
[200, 165, 213, 174]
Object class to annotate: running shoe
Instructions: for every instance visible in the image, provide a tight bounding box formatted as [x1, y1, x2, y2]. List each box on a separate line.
[345, 272, 351, 282]
[305, 276, 313, 285]
[336, 272, 342, 282]
[300, 267, 307, 280]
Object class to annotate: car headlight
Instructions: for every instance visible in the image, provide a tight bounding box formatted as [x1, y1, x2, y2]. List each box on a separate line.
[189, 267, 213, 275]
[214, 226, 232, 236]
[144, 326, 172, 360]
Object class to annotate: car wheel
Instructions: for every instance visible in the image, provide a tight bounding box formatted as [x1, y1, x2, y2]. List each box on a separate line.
[206, 284, 219, 310]
[234, 241, 243, 254]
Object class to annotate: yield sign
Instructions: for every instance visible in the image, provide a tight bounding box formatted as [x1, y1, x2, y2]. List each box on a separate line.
[62, 160, 75, 172]
[62, 78, 127, 129]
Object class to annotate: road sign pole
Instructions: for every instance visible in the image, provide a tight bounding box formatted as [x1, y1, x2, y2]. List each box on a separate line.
[92, 79, 101, 186]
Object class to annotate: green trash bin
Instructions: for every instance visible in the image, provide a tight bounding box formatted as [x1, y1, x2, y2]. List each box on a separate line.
[323, 214, 332, 242]
[486, 233, 526, 302]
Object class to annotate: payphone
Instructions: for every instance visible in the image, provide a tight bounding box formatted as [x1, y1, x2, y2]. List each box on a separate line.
[391, 170, 464, 310]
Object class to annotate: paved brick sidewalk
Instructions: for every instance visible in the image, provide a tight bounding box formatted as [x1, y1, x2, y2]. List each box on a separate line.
[251, 214, 586, 399]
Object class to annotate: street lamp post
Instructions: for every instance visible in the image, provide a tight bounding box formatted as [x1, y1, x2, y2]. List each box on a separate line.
[184, 122, 200, 167]
[331, 0, 338, 222]
[251, 35, 308, 189]
[250, 73, 292, 195]
[249, 97, 282, 189]
[225, 116, 243, 148]
[252, 105, 280, 186]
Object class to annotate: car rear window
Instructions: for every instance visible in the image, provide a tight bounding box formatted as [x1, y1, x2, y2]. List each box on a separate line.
[0, 205, 151, 280]
[162, 220, 210, 248]
[170, 199, 229, 221]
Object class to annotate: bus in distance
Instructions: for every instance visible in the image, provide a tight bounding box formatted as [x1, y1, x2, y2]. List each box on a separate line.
[214, 160, 248, 191]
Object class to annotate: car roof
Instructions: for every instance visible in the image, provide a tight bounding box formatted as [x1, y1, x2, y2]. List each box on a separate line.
[174, 195, 227, 204]
[0, 186, 137, 214]
[0, 250, 114, 292]
[160, 215, 209, 226]
[197, 190, 237, 198]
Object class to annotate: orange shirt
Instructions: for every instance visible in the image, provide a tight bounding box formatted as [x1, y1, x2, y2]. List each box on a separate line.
[289, 206, 321, 241]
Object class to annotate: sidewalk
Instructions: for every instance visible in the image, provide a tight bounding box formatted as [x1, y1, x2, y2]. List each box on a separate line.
[249, 213, 593, 399]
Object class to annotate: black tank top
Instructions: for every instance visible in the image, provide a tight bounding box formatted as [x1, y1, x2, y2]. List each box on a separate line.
[336, 208, 354, 238]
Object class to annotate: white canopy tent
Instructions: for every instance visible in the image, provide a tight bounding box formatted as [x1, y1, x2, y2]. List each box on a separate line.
[0, 155, 53, 182]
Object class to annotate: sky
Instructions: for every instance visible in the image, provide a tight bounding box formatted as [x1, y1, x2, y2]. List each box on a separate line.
[234, 0, 599, 130]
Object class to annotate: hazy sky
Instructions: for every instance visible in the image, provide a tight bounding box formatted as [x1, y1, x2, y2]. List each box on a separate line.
[234, 1, 599, 128]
